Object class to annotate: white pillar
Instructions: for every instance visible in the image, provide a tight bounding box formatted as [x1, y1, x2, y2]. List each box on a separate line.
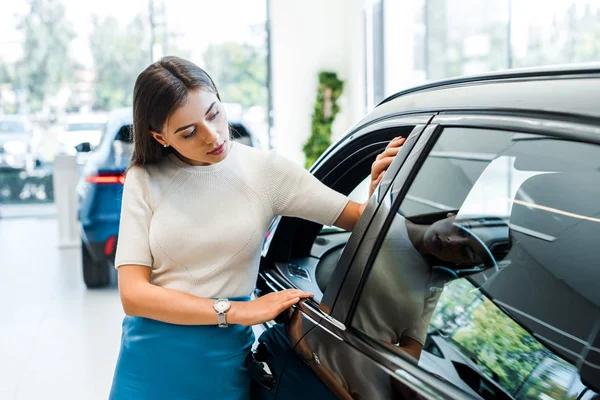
[270, 0, 366, 165]
[52, 154, 80, 248]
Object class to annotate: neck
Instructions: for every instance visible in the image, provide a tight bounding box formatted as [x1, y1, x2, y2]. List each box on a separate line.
[405, 219, 429, 256]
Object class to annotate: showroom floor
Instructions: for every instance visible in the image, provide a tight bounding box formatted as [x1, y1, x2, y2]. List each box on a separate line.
[0, 210, 263, 399]
[0, 214, 124, 400]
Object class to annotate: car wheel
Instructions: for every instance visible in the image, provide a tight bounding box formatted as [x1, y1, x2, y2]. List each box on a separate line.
[82, 241, 110, 288]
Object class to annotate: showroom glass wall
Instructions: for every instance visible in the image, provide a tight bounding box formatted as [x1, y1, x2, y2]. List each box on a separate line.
[0, 0, 270, 212]
[369, 0, 600, 104]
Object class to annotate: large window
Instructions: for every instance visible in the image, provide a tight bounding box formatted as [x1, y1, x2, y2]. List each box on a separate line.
[0, 0, 270, 213]
[351, 127, 600, 399]
[380, 0, 600, 100]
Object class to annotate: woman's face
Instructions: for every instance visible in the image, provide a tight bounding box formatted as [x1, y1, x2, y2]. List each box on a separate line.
[153, 89, 230, 166]
[422, 215, 488, 266]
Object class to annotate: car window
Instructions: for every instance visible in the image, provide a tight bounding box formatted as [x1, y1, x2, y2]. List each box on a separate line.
[348, 176, 370, 204]
[67, 123, 106, 132]
[350, 127, 600, 399]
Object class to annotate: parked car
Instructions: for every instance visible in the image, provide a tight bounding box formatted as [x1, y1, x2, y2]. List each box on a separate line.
[0, 114, 36, 172]
[56, 113, 108, 166]
[77, 107, 259, 288]
[57, 113, 107, 150]
[249, 65, 600, 400]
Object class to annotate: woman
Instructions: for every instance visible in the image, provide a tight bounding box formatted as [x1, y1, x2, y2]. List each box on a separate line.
[109, 56, 404, 399]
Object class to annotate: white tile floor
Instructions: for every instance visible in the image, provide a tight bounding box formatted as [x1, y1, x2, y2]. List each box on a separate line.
[1, 216, 124, 400]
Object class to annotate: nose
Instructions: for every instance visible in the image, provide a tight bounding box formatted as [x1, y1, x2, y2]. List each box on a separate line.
[446, 234, 468, 246]
[202, 126, 220, 145]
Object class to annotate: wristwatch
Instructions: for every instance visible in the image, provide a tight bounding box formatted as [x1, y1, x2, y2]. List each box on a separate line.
[213, 298, 231, 328]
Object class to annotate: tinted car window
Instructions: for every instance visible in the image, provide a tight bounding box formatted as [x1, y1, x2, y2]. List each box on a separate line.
[351, 127, 600, 399]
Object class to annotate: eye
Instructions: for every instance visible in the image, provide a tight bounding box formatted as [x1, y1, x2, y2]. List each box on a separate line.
[207, 110, 220, 122]
[183, 128, 196, 139]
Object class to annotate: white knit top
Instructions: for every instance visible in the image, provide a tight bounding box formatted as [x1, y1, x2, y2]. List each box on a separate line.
[114, 142, 349, 299]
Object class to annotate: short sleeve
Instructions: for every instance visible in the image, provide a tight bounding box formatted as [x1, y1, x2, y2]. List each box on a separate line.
[264, 151, 349, 226]
[114, 166, 154, 268]
[403, 288, 442, 345]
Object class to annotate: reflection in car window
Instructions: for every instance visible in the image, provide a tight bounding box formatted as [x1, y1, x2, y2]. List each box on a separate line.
[351, 127, 600, 399]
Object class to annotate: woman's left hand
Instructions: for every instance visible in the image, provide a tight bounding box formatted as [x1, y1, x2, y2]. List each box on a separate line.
[368, 136, 406, 199]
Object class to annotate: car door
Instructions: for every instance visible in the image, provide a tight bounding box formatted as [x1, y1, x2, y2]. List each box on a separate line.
[254, 112, 600, 399]
[251, 114, 435, 398]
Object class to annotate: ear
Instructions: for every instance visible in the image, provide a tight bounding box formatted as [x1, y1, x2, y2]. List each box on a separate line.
[150, 130, 168, 147]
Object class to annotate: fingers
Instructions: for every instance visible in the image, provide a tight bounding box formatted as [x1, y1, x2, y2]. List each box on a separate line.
[375, 146, 401, 161]
[371, 156, 396, 180]
[282, 297, 301, 309]
[371, 137, 405, 180]
[278, 290, 312, 311]
[282, 289, 313, 299]
[387, 136, 406, 148]
[373, 171, 385, 187]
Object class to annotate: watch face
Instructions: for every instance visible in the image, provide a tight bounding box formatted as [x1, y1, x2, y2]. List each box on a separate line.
[214, 299, 230, 313]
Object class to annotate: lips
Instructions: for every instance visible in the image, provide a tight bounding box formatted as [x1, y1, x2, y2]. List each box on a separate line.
[208, 142, 226, 156]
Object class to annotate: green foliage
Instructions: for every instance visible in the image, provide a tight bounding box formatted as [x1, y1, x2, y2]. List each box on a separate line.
[303, 71, 344, 169]
[89, 15, 151, 110]
[203, 41, 267, 108]
[431, 279, 555, 396]
[451, 297, 546, 394]
[14, 0, 74, 111]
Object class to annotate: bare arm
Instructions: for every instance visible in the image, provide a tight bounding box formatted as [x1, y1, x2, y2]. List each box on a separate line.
[385, 336, 424, 361]
[118, 265, 313, 326]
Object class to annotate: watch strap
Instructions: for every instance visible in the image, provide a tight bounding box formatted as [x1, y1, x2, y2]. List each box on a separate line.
[217, 312, 228, 328]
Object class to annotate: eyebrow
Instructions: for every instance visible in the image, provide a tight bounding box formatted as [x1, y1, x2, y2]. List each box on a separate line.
[173, 101, 217, 134]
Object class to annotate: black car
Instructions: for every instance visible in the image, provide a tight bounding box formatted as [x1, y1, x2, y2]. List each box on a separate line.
[250, 65, 600, 400]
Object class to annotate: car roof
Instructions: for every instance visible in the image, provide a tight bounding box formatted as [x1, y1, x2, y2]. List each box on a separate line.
[360, 63, 600, 127]
[66, 113, 107, 124]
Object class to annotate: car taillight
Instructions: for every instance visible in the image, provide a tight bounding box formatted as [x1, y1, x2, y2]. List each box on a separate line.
[86, 174, 125, 185]
[105, 235, 117, 256]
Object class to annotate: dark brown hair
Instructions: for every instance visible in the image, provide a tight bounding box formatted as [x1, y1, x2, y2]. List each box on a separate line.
[130, 56, 221, 168]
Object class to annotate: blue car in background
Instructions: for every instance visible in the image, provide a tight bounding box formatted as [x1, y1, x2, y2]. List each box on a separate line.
[77, 107, 258, 288]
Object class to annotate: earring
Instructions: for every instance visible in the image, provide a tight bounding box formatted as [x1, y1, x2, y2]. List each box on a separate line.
[163, 144, 169, 148]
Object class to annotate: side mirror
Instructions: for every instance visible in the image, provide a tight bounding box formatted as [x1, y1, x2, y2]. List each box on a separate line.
[75, 142, 92, 153]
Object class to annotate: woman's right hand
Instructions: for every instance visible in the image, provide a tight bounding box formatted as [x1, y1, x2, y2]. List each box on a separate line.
[228, 289, 313, 326]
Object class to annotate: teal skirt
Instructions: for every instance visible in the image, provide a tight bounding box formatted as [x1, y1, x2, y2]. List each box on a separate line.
[109, 296, 254, 400]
